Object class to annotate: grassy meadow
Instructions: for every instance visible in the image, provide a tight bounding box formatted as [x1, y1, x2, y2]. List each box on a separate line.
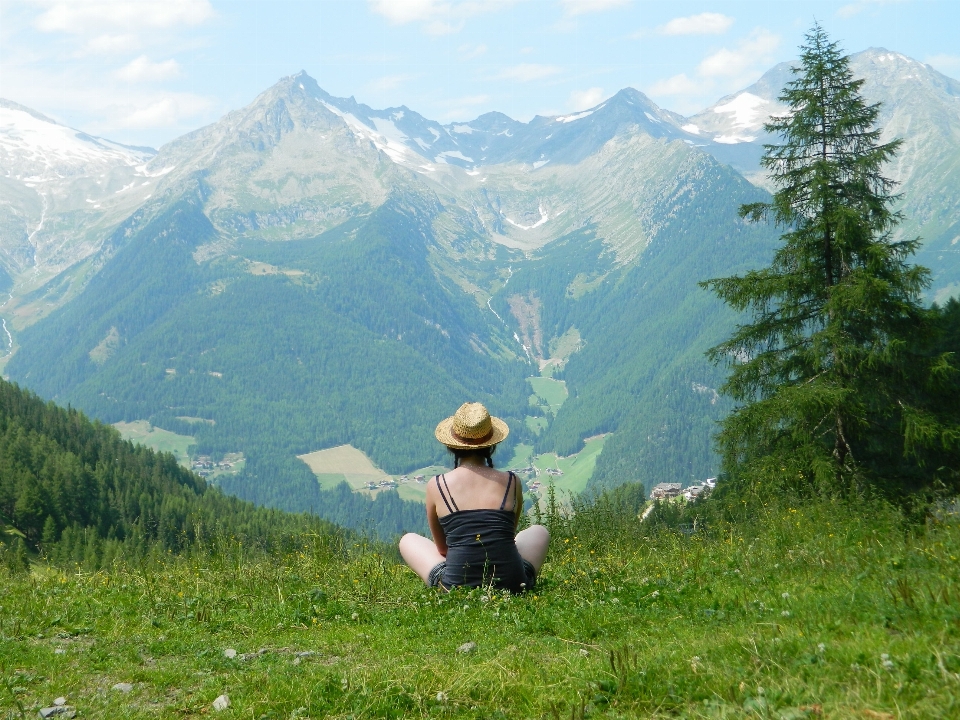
[113, 421, 195, 467]
[3, 497, 959, 719]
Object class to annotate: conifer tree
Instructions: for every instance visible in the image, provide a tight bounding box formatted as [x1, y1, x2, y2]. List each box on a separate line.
[702, 25, 959, 497]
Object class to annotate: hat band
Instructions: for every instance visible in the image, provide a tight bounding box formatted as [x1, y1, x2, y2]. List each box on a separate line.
[451, 426, 494, 445]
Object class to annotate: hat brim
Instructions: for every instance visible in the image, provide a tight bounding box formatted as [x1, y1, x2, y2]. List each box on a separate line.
[435, 415, 509, 450]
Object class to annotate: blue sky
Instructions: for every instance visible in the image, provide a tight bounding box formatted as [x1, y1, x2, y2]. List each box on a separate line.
[1, 0, 958, 148]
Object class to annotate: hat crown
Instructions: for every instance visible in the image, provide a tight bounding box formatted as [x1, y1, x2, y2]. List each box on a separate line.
[452, 402, 492, 440]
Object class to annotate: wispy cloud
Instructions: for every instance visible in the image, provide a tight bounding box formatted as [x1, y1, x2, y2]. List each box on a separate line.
[32, 0, 214, 34]
[499, 64, 561, 82]
[116, 92, 214, 129]
[645, 28, 781, 114]
[925, 54, 960, 78]
[560, 0, 630, 16]
[697, 29, 780, 78]
[84, 33, 140, 55]
[659, 12, 733, 36]
[367, 73, 417, 92]
[647, 73, 701, 96]
[437, 93, 491, 120]
[368, 0, 513, 35]
[115, 56, 181, 83]
[568, 87, 604, 110]
[459, 43, 488, 60]
[837, 0, 907, 19]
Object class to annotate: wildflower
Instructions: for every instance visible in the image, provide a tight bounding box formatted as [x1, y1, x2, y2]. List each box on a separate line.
[650, 590, 660, 599]
[436, 691, 448, 703]
[881, 653, 894, 671]
[579, 649, 589, 657]
[351, 613, 359, 621]
[781, 610, 791, 617]
[781, 592, 790, 600]
[817, 643, 826, 653]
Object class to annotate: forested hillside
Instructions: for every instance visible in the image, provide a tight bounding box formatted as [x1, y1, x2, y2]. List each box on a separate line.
[0, 377, 424, 569]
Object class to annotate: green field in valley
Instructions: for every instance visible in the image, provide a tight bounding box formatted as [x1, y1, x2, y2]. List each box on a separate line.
[528, 376, 568, 416]
[113, 420, 195, 467]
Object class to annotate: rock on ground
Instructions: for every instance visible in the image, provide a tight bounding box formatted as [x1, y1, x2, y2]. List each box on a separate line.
[213, 694, 231, 711]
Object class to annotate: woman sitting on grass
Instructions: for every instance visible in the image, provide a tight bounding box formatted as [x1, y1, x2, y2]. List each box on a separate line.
[399, 402, 550, 593]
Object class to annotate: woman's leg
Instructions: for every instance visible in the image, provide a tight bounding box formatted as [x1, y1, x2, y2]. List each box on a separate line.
[398, 533, 446, 585]
[515, 524, 550, 573]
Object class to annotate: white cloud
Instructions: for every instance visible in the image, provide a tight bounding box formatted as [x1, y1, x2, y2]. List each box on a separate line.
[659, 12, 733, 36]
[116, 93, 214, 129]
[84, 33, 140, 55]
[459, 43, 488, 60]
[647, 73, 702, 96]
[368, 0, 512, 34]
[115, 56, 181, 83]
[499, 64, 561, 82]
[33, 0, 214, 34]
[569, 87, 604, 110]
[697, 29, 780, 78]
[560, 0, 630, 16]
[837, 0, 907, 19]
[925, 54, 960, 78]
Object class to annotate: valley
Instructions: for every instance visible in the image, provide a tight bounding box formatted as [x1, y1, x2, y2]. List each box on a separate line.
[0, 47, 957, 533]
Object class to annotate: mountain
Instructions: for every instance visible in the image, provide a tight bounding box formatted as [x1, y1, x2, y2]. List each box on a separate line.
[686, 48, 960, 301]
[2, 46, 955, 531]
[0, 100, 158, 329]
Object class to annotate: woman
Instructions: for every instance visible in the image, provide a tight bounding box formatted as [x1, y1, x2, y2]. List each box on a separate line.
[399, 402, 550, 593]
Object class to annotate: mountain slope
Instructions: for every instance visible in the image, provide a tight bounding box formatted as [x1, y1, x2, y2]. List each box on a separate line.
[8, 47, 953, 521]
[686, 49, 960, 299]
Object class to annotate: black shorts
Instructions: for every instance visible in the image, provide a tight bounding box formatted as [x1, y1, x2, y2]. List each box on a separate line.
[427, 558, 537, 593]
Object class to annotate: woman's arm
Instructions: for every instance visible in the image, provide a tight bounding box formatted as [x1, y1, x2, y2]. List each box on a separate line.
[426, 479, 448, 557]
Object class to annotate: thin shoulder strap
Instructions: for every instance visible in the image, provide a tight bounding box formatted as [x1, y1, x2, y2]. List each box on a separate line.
[500, 471, 516, 511]
[436, 474, 459, 513]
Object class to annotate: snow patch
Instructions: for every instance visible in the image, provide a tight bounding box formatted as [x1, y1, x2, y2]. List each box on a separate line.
[644, 112, 661, 124]
[504, 203, 549, 230]
[681, 123, 700, 135]
[435, 150, 474, 163]
[713, 134, 756, 145]
[452, 124, 474, 134]
[556, 110, 594, 123]
[322, 101, 416, 166]
[532, 159, 549, 169]
[0, 104, 153, 173]
[713, 92, 770, 130]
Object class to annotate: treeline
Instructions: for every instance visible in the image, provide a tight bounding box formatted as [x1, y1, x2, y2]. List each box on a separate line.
[0, 377, 354, 569]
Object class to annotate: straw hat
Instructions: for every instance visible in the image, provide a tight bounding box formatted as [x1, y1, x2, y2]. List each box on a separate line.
[435, 402, 509, 450]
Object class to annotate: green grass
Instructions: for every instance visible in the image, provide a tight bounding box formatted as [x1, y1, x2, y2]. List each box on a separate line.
[528, 377, 569, 415]
[113, 420, 195, 467]
[2, 499, 959, 719]
[531, 435, 609, 504]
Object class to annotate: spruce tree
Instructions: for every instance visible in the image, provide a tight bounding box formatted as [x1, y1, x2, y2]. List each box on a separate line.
[702, 25, 959, 497]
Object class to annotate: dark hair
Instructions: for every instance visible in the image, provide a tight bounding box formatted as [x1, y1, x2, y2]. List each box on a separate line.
[450, 445, 496, 468]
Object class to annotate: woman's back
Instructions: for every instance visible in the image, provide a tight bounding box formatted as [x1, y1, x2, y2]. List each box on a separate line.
[431, 465, 517, 517]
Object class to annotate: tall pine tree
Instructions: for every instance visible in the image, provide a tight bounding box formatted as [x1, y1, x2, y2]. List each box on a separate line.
[702, 25, 959, 499]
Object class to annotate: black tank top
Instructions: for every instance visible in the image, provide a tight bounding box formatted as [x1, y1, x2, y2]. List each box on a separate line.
[436, 472, 528, 592]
